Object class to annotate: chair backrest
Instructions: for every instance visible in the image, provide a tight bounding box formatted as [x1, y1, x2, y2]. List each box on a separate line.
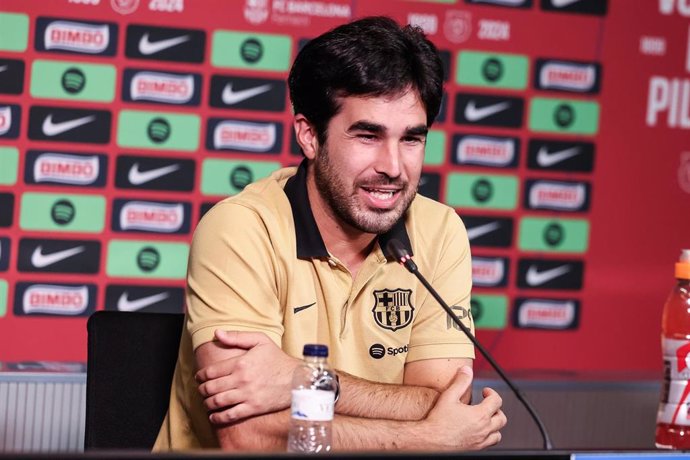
[85, 310, 184, 450]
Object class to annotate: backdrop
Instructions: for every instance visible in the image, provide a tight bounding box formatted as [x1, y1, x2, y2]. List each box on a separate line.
[0, 0, 688, 374]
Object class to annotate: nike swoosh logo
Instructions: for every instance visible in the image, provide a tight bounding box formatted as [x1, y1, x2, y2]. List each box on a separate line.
[42, 115, 96, 137]
[117, 291, 170, 312]
[464, 100, 511, 122]
[0, 65, 8, 73]
[31, 245, 86, 268]
[536, 146, 581, 167]
[128, 163, 180, 185]
[222, 83, 272, 105]
[525, 264, 571, 286]
[466, 221, 501, 240]
[551, 0, 582, 6]
[293, 302, 316, 314]
[138, 33, 190, 55]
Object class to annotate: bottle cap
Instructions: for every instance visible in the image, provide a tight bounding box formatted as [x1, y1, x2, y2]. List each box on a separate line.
[676, 249, 690, 279]
[303, 344, 328, 357]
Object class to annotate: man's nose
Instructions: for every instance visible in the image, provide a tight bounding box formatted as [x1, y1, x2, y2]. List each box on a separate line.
[373, 142, 402, 178]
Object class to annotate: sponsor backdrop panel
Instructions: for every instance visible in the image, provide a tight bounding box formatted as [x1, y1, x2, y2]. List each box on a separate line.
[0, 0, 687, 377]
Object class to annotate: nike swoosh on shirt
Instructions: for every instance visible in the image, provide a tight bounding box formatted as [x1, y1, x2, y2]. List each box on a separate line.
[222, 83, 272, 105]
[525, 264, 571, 286]
[117, 291, 171, 312]
[466, 221, 501, 240]
[128, 163, 180, 185]
[42, 115, 96, 137]
[536, 146, 581, 167]
[31, 245, 86, 268]
[464, 101, 511, 122]
[293, 302, 316, 314]
[551, 0, 582, 6]
[138, 33, 190, 55]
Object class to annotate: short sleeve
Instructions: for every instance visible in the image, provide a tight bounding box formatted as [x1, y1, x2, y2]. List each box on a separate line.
[185, 201, 285, 350]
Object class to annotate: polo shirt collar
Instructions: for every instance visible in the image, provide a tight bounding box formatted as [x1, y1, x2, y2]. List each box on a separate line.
[284, 160, 414, 261]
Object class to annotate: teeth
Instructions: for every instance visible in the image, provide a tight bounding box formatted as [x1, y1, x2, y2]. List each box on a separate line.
[369, 190, 394, 200]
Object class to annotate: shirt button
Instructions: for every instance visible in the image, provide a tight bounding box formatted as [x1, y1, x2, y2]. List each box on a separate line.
[328, 259, 337, 267]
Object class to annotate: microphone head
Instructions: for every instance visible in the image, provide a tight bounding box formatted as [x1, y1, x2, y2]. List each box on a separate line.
[386, 239, 417, 273]
[386, 239, 409, 261]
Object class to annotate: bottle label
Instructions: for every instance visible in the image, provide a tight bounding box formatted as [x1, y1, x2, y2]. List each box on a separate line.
[291, 389, 335, 422]
[658, 338, 690, 425]
[662, 338, 690, 379]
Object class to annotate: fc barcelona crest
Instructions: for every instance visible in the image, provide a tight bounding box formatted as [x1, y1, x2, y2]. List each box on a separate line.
[372, 289, 414, 332]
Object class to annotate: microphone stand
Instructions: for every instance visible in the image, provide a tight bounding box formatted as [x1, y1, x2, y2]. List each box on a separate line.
[389, 241, 553, 450]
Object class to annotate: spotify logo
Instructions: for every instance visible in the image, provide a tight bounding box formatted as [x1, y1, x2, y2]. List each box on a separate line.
[51, 199, 76, 226]
[369, 343, 385, 360]
[482, 58, 503, 82]
[472, 179, 493, 203]
[544, 222, 564, 247]
[470, 299, 483, 322]
[230, 166, 253, 190]
[240, 38, 263, 63]
[137, 246, 160, 272]
[147, 118, 171, 143]
[554, 104, 575, 128]
[61, 68, 86, 94]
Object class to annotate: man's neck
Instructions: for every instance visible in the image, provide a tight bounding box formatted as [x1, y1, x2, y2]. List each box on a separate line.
[305, 172, 377, 277]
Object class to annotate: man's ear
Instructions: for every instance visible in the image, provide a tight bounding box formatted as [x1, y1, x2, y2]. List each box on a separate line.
[293, 114, 319, 160]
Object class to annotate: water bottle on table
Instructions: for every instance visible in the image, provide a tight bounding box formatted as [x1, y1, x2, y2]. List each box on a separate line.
[287, 344, 337, 453]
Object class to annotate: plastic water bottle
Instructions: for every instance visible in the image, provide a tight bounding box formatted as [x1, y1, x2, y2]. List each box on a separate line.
[656, 249, 690, 449]
[287, 344, 337, 453]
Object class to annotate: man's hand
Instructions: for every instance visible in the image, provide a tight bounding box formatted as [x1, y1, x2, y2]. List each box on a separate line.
[195, 330, 301, 423]
[421, 366, 506, 450]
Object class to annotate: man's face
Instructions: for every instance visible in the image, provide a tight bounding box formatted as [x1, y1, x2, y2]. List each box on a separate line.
[312, 91, 428, 235]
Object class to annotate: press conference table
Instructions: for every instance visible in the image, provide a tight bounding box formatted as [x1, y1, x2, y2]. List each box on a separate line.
[2, 450, 690, 460]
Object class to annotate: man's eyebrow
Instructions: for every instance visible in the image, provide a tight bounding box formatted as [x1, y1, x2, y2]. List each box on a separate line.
[347, 120, 386, 134]
[405, 125, 428, 137]
[347, 122, 429, 137]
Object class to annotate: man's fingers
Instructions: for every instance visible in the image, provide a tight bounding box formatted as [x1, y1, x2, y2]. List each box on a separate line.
[198, 374, 236, 398]
[478, 387, 503, 414]
[493, 409, 508, 431]
[195, 356, 239, 383]
[214, 330, 271, 349]
[484, 430, 502, 448]
[209, 403, 253, 424]
[203, 388, 244, 411]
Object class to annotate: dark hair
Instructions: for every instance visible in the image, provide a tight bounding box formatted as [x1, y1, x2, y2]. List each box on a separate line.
[288, 16, 444, 144]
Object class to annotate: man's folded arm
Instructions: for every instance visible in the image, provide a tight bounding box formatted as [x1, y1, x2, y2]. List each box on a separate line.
[196, 331, 457, 423]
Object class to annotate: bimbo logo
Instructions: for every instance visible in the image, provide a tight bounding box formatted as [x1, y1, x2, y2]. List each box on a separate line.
[538, 61, 598, 92]
[456, 135, 516, 167]
[515, 298, 579, 330]
[528, 180, 587, 211]
[131, 71, 194, 104]
[214, 120, 276, 151]
[23, 284, 89, 315]
[472, 257, 506, 287]
[45, 21, 110, 54]
[120, 201, 184, 232]
[34, 153, 100, 185]
[0, 106, 10, 135]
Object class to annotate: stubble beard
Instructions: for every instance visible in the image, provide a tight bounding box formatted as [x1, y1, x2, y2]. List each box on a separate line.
[313, 145, 417, 234]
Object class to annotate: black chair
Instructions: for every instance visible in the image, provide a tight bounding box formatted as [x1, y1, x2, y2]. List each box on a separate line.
[85, 310, 184, 450]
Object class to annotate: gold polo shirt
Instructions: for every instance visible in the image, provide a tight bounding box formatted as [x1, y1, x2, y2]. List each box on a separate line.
[154, 161, 475, 450]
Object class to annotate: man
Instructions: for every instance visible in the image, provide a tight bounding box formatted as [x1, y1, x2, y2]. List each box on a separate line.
[154, 16, 506, 451]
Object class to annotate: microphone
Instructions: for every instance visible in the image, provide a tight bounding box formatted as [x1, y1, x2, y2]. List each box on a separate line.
[386, 239, 553, 450]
